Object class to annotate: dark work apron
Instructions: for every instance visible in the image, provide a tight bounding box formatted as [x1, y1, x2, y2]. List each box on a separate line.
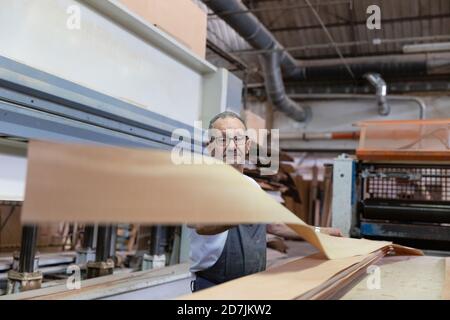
[196, 224, 267, 285]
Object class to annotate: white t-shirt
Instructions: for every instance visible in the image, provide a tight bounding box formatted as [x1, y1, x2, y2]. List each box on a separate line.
[188, 175, 260, 273]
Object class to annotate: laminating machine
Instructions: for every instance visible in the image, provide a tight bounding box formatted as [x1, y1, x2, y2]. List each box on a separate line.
[332, 119, 450, 250]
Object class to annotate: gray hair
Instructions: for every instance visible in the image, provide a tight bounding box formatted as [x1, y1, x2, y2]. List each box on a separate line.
[208, 111, 247, 129]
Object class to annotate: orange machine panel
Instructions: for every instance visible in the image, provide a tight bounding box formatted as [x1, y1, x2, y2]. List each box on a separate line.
[356, 119, 450, 161]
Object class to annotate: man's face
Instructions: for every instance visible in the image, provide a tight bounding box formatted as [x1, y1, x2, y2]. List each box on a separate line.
[207, 117, 251, 165]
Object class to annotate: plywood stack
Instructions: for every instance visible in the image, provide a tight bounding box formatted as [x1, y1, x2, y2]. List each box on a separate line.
[184, 245, 422, 300]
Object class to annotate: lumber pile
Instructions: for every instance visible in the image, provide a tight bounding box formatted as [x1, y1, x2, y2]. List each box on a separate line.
[244, 153, 335, 227]
[183, 245, 422, 300]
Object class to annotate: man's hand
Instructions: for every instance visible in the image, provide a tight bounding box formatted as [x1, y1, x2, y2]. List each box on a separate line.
[267, 223, 301, 240]
[319, 227, 343, 237]
[267, 224, 343, 239]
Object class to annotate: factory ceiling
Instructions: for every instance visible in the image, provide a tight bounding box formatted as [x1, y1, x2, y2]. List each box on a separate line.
[196, 0, 450, 93]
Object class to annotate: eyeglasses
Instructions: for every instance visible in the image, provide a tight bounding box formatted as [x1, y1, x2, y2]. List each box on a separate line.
[213, 135, 248, 147]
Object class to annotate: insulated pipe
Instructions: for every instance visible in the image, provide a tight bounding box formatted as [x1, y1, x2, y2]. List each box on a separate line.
[203, 0, 307, 121]
[364, 73, 390, 116]
[300, 52, 450, 80]
[204, 0, 450, 81]
[202, 0, 302, 78]
[203, 0, 441, 120]
[260, 51, 309, 121]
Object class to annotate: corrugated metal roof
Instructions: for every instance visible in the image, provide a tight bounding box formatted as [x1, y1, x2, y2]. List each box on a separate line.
[202, 0, 450, 73]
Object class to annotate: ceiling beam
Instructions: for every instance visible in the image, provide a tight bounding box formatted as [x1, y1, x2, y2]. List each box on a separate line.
[268, 13, 450, 33]
[206, 39, 248, 71]
[208, 0, 352, 17]
[230, 35, 450, 56]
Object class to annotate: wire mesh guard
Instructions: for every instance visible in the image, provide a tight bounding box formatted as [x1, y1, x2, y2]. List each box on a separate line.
[364, 165, 450, 202]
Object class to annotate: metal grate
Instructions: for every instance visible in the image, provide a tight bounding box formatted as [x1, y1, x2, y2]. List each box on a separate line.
[364, 165, 450, 202]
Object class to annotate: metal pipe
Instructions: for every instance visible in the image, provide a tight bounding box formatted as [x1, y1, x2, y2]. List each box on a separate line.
[288, 94, 426, 119]
[95, 225, 112, 262]
[299, 52, 450, 79]
[234, 45, 450, 80]
[204, 0, 441, 120]
[149, 226, 167, 256]
[18, 225, 38, 273]
[248, 80, 450, 93]
[203, 0, 301, 77]
[260, 51, 309, 121]
[87, 225, 116, 278]
[233, 35, 450, 56]
[387, 95, 427, 119]
[109, 225, 117, 259]
[203, 0, 307, 121]
[82, 225, 95, 249]
[364, 73, 390, 116]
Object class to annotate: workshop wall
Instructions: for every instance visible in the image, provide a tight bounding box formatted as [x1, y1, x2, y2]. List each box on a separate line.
[245, 95, 450, 151]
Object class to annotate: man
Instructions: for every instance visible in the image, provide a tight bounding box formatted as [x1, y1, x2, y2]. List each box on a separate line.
[188, 111, 342, 292]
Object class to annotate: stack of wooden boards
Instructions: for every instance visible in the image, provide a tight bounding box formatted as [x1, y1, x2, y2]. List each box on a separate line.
[183, 249, 393, 300]
[185, 245, 450, 300]
[244, 153, 335, 227]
